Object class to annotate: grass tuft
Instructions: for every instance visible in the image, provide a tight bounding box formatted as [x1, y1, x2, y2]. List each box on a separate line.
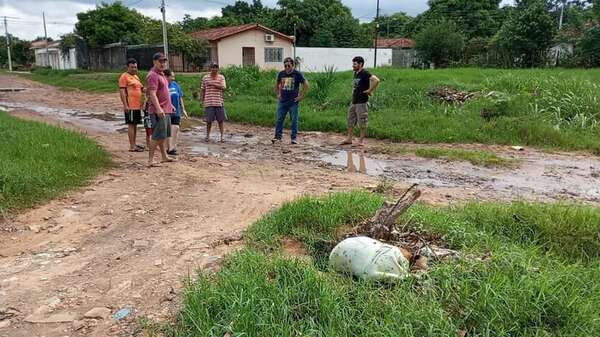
[0, 111, 111, 214]
[161, 191, 600, 337]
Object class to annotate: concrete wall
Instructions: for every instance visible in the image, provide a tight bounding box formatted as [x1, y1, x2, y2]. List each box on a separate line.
[296, 47, 393, 72]
[216, 29, 293, 70]
[34, 48, 77, 70]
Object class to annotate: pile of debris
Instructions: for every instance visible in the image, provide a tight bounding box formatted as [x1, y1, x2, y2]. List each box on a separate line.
[427, 86, 475, 105]
[330, 185, 459, 281]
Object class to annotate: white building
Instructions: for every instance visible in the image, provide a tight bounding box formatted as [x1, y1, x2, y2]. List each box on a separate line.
[31, 40, 78, 70]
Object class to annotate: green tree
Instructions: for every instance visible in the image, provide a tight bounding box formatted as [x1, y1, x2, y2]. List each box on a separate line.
[141, 18, 209, 66]
[75, 1, 145, 48]
[576, 26, 600, 66]
[0, 36, 34, 68]
[406, 0, 504, 39]
[415, 20, 466, 68]
[495, 0, 557, 67]
[377, 12, 412, 38]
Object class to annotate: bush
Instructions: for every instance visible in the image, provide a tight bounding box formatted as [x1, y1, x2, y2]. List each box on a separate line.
[415, 20, 465, 68]
[576, 26, 600, 68]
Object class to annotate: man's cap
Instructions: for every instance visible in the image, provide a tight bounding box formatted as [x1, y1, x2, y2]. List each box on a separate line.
[153, 52, 167, 60]
[209, 62, 219, 68]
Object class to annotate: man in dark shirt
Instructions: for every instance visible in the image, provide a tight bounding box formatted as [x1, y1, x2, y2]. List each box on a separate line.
[341, 56, 380, 147]
[272, 57, 310, 145]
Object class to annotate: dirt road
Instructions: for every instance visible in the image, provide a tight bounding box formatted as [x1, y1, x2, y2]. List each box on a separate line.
[1, 74, 599, 337]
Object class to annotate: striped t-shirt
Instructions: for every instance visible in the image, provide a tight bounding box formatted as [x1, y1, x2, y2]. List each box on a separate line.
[201, 74, 226, 107]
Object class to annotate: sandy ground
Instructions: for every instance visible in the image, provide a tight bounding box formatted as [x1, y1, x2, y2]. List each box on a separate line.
[0, 74, 599, 337]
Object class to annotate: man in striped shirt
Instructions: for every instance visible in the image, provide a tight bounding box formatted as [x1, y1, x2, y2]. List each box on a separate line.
[200, 63, 227, 142]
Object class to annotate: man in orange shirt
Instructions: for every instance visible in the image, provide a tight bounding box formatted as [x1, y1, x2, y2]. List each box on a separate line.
[118, 58, 145, 152]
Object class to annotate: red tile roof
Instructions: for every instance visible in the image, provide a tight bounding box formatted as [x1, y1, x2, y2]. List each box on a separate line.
[191, 23, 294, 43]
[30, 40, 61, 49]
[377, 38, 415, 49]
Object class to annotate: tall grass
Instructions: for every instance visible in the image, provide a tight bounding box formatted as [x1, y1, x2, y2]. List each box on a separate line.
[0, 111, 111, 214]
[164, 191, 600, 337]
[24, 68, 600, 153]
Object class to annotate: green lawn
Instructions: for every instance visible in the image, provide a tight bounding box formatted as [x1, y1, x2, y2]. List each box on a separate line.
[25, 67, 600, 153]
[0, 111, 111, 214]
[152, 191, 600, 337]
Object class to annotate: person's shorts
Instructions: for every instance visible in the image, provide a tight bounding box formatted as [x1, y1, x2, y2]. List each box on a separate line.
[347, 103, 368, 128]
[204, 106, 227, 123]
[143, 112, 153, 137]
[124, 110, 142, 125]
[150, 113, 172, 140]
[171, 114, 181, 125]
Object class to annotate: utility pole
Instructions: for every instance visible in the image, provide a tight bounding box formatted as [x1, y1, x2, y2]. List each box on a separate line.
[293, 23, 297, 63]
[373, 0, 380, 68]
[558, 0, 566, 30]
[160, 0, 169, 65]
[3, 17, 12, 72]
[43, 12, 50, 68]
[555, 0, 567, 66]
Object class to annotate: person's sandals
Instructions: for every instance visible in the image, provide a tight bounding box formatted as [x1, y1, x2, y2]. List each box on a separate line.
[129, 148, 144, 152]
[271, 138, 282, 144]
[291, 139, 298, 145]
[161, 157, 177, 163]
[339, 140, 353, 145]
[136, 144, 145, 150]
[147, 162, 161, 167]
[167, 149, 178, 156]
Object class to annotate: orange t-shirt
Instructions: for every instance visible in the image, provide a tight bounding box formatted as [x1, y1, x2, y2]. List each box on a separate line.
[118, 72, 144, 110]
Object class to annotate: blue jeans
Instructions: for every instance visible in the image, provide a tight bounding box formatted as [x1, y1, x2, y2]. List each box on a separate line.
[274, 100, 299, 140]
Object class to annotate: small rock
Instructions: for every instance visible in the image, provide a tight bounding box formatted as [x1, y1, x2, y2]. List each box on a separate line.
[84, 307, 111, 320]
[219, 162, 232, 167]
[0, 320, 11, 328]
[25, 312, 78, 323]
[511, 146, 524, 151]
[28, 225, 41, 233]
[133, 240, 149, 248]
[72, 319, 86, 330]
[153, 259, 163, 267]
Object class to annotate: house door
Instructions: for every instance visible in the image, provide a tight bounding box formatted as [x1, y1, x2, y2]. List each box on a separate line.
[242, 47, 255, 66]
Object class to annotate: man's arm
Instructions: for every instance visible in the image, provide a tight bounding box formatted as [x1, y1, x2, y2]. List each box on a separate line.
[364, 75, 380, 95]
[148, 89, 164, 117]
[295, 80, 310, 102]
[209, 77, 226, 90]
[274, 79, 281, 98]
[119, 88, 129, 110]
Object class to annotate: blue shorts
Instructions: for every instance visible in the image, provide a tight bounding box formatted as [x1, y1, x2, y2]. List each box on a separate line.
[171, 114, 181, 125]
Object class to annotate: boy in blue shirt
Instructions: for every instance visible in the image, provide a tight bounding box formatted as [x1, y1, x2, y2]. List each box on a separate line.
[164, 69, 188, 155]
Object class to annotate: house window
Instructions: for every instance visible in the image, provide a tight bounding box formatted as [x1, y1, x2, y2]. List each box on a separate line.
[265, 48, 283, 63]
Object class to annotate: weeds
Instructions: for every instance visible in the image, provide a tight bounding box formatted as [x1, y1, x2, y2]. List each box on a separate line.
[164, 191, 600, 337]
[23, 68, 600, 153]
[0, 111, 110, 214]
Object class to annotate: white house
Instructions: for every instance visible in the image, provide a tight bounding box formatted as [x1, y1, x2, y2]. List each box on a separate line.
[191, 23, 295, 70]
[31, 40, 78, 70]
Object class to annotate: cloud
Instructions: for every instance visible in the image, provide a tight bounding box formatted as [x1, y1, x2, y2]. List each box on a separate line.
[4, 0, 516, 40]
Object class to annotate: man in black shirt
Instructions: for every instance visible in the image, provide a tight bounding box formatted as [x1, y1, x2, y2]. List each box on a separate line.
[341, 56, 380, 147]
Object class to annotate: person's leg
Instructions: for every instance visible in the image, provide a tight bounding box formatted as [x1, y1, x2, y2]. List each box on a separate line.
[169, 124, 179, 151]
[128, 124, 136, 150]
[274, 102, 287, 140]
[161, 116, 174, 161]
[148, 114, 159, 165]
[358, 104, 369, 146]
[218, 122, 224, 142]
[290, 102, 299, 142]
[346, 150, 356, 173]
[342, 105, 356, 144]
[206, 122, 212, 141]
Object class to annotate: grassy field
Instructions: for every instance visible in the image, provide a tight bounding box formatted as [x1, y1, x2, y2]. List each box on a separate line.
[151, 191, 600, 337]
[0, 111, 111, 214]
[25, 67, 600, 153]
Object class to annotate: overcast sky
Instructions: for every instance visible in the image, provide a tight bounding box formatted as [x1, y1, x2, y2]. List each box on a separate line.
[1, 0, 514, 40]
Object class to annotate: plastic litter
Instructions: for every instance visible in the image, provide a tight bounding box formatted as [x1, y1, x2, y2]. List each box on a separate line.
[329, 236, 410, 281]
[113, 307, 132, 321]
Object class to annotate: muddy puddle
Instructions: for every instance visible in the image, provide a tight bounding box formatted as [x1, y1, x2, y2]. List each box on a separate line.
[3, 101, 600, 203]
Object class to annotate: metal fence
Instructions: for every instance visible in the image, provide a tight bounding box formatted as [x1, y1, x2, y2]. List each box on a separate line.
[87, 43, 200, 72]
